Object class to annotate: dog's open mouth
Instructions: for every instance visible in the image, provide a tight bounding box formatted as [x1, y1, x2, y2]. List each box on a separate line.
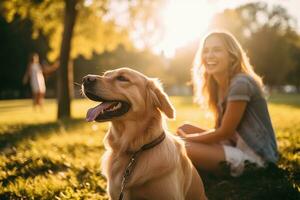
[84, 91, 130, 122]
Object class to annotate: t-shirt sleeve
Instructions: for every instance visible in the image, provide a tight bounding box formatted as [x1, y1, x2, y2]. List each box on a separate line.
[227, 76, 252, 102]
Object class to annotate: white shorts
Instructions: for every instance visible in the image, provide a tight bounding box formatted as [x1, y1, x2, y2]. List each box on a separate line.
[222, 135, 266, 177]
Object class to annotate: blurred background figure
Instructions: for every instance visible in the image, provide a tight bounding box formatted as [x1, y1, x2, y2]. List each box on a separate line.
[22, 53, 58, 109]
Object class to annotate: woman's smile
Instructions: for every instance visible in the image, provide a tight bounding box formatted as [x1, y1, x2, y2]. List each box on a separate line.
[202, 35, 231, 75]
[205, 61, 218, 69]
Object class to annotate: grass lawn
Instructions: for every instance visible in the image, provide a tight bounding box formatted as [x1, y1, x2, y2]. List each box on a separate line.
[0, 94, 299, 199]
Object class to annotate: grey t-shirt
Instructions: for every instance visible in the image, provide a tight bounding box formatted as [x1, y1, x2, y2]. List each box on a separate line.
[217, 73, 278, 163]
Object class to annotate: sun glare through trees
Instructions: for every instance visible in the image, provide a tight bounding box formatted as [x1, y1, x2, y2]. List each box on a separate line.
[156, 0, 214, 58]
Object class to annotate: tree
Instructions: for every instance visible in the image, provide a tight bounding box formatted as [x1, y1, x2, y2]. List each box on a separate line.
[245, 26, 297, 86]
[1, 0, 163, 119]
[286, 37, 300, 91]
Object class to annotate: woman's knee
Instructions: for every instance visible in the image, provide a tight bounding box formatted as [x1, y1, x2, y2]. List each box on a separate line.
[184, 142, 206, 160]
[185, 142, 226, 169]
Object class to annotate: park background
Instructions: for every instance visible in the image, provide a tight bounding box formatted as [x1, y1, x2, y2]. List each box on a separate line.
[0, 0, 299, 199]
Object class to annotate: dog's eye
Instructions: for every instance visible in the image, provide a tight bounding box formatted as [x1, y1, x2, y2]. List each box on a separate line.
[116, 75, 129, 82]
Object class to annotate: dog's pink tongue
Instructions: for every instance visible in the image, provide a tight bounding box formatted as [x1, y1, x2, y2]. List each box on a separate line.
[86, 102, 112, 122]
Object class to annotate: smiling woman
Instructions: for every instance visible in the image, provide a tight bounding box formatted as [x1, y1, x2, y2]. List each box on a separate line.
[157, 0, 214, 57]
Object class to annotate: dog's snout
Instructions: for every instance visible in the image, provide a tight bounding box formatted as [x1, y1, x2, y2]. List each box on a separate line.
[82, 75, 100, 87]
[83, 75, 96, 82]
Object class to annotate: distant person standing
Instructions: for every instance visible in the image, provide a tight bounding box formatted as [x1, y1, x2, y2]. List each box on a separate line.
[22, 53, 58, 109]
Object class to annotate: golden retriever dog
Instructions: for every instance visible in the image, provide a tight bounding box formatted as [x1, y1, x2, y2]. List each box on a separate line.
[82, 67, 207, 200]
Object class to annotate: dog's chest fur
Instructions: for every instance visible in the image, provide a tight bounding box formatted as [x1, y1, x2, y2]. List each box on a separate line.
[103, 136, 183, 199]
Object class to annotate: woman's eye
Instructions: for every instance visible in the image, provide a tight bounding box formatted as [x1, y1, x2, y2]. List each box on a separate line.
[213, 48, 223, 52]
[116, 75, 129, 82]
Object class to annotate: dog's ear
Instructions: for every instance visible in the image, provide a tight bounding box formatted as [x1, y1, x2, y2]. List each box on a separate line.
[148, 78, 175, 119]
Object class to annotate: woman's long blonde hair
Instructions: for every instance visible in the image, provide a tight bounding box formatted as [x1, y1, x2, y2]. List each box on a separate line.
[192, 31, 263, 127]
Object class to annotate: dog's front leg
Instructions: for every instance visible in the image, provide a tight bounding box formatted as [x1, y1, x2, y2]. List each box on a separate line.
[107, 182, 120, 200]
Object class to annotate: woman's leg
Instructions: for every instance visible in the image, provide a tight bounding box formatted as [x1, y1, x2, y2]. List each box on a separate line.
[185, 141, 226, 172]
[38, 92, 45, 107]
[32, 92, 38, 107]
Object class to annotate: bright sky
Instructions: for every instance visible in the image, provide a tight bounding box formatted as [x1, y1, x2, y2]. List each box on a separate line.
[156, 0, 300, 57]
[154, 0, 214, 57]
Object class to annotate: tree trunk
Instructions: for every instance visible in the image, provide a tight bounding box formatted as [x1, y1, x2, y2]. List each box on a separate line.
[57, 0, 77, 120]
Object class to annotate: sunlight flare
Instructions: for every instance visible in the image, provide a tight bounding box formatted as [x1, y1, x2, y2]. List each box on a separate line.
[157, 0, 214, 57]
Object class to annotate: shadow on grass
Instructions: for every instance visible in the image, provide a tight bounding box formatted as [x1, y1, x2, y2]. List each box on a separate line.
[0, 142, 107, 199]
[1, 156, 70, 187]
[0, 118, 85, 151]
[0, 191, 62, 200]
[201, 163, 300, 200]
[76, 166, 107, 194]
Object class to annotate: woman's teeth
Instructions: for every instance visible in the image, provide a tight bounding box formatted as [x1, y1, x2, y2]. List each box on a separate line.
[207, 61, 217, 65]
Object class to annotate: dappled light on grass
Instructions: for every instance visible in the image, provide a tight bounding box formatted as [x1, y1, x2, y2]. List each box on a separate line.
[0, 95, 299, 199]
[0, 117, 108, 199]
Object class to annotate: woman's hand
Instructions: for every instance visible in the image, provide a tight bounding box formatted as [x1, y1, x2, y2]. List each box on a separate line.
[177, 123, 205, 139]
[42, 60, 60, 75]
[177, 123, 206, 134]
[177, 124, 214, 143]
[176, 128, 188, 138]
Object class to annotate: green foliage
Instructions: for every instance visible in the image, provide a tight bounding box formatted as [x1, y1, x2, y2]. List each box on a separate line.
[0, 95, 299, 199]
[245, 26, 296, 85]
[0, 0, 167, 61]
[73, 46, 172, 87]
[0, 0, 133, 61]
[209, 2, 300, 86]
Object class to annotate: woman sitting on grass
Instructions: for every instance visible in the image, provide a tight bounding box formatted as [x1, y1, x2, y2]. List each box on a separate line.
[177, 31, 278, 176]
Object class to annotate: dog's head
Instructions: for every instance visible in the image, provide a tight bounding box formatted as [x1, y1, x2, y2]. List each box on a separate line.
[82, 67, 175, 122]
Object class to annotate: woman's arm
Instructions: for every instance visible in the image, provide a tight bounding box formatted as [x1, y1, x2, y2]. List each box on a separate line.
[178, 100, 247, 144]
[42, 60, 59, 75]
[22, 64, 31, 84]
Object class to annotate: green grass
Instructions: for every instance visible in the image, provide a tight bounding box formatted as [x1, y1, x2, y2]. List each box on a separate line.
[0, 95, 299, 199]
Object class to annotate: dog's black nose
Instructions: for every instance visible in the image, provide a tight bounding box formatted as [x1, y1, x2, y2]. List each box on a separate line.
[82, 75, 96, 82]
[82, 75, 98, 87]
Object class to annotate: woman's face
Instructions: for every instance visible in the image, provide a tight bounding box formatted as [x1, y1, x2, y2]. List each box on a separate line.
[33, 54, 39, 63]
[202, 35, 231, 76]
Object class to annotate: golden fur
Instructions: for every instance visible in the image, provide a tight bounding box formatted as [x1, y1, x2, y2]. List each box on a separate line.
[85, 68, 207, 200]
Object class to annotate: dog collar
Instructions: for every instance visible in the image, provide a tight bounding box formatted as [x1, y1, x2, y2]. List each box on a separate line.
[119, 131, 165, 200]
[125, 131, 166, 154]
